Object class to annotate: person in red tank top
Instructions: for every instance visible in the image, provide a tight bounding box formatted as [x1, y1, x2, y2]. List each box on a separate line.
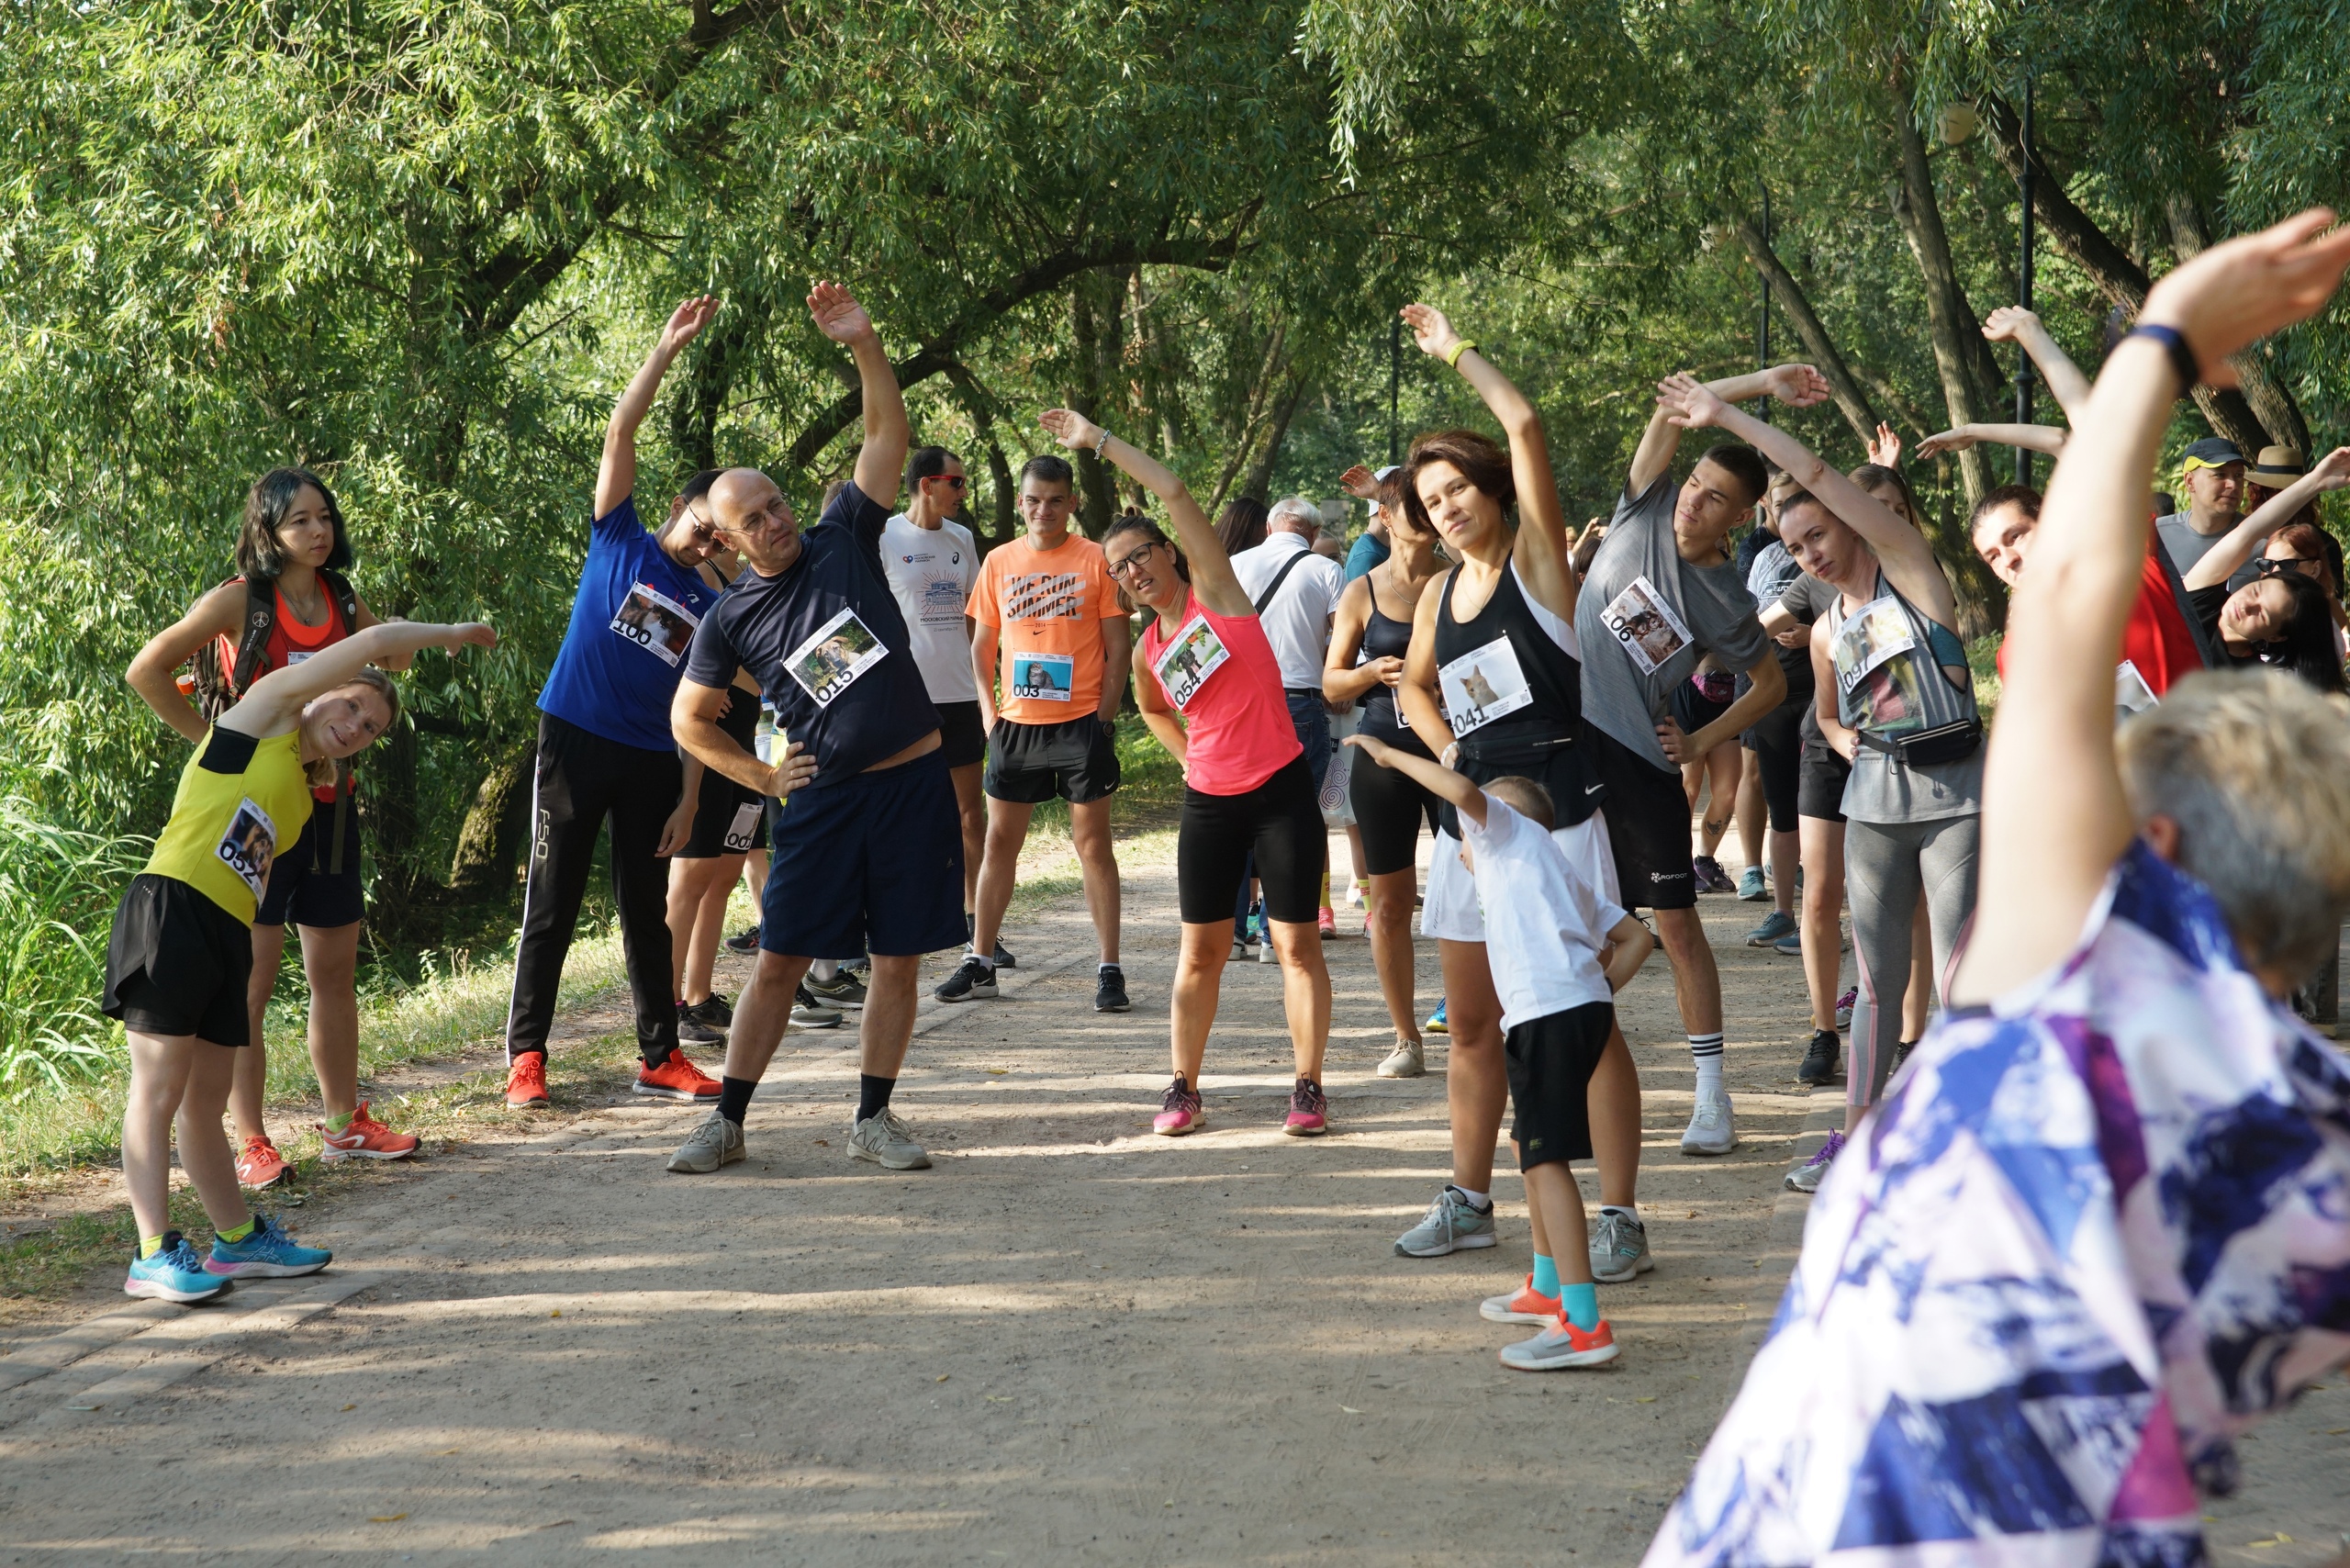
[1972, 487, 2209, 699]
[127, 468, 420, 1187]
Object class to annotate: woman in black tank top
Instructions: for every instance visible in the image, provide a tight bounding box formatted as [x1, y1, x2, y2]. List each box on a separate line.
[1324, 483, 1444, 1076]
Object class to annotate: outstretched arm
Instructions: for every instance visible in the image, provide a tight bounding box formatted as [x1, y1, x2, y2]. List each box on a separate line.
[1626, 362, 1830, 498]
[1983, 306, 2093, 419]
[596, 297, 718, 521]
[2182, 444, 2350, 590]
[1345, 730, 1485, 825]
[1916, 423, 2069, 461]
[1038, 409, 1251, 618]
[1952, 208, 2350, 1004]
[808, 283, 907, 510]
[226, 621, 497, 737]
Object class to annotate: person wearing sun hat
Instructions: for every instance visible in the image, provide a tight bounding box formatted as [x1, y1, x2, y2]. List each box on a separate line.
[2154, 434, 2248, 582]
[2248, 442, 2308, 506]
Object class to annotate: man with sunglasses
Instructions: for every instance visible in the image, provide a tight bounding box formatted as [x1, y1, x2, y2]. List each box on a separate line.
[504, 296, 732, 1110]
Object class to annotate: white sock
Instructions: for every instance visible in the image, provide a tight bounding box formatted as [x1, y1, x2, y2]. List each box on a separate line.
[1100, 961, 1121, 973]
[1449, 1185, 1491, 1209]
[971, 952, 995, 970]
[811, 958, 840, 982]
[1600, 1204, 1643, 1228]
[1689, 1032, 1725, 1097]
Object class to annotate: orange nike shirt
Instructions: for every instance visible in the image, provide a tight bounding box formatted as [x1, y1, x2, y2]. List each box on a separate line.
[968, 534, 1125, 725]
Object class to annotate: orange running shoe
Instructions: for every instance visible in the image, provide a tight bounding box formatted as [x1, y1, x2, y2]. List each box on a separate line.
[634, 1049, 722, 1103]
[1479, 1274, 1563, 1325]
[505, 1053, 550, 1108]
[320, 1100, 420, 1162]
[234, 1134, 289, 1189]
[1499, 1314, 1620, 1371]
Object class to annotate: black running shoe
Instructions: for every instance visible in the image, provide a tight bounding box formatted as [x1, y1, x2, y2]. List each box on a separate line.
[991, 941, 1016, 970]
[1796, 1028, 1841, 1086]
[677, 999, 725, 1046]
[805, 970, 867, 1007]
[1094, 965, 1130, 1014]
[934, 956, 998, 1003]
[723, 924, 760, 954]
[1890, 1039, 1916, 1079]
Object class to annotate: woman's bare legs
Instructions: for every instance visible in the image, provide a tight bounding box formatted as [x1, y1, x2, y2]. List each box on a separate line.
[126, 1033, 248, 1242]
[1364, 868, 1423, 1044]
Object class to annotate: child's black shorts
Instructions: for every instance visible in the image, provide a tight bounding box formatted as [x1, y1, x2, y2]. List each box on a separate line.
[1506, 1000, 1615, 1170]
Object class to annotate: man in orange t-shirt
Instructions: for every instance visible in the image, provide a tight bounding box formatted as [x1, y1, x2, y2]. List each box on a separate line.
[935, 453, 1135, 1013]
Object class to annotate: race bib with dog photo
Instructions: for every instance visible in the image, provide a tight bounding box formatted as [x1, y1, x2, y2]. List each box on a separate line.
[214, 797, 279, 900]
[1150, 617, 1231, 711]
[1437, 636, 1533, 735]
[784, 606, 890, 708]
[1599, 575, 1694, 677]
[609, 581, 702, 666]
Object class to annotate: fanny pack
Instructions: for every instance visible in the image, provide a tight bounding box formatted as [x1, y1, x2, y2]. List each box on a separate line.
[1856, 717, 1982, 767]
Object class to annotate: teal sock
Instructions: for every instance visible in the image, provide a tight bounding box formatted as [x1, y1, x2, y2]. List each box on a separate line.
[1560, 1282, 1600, 1331]
[1530, 1253, 1561, 1297]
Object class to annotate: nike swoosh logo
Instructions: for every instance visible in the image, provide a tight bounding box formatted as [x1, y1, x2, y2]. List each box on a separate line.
[1586, 784, 1605, 794]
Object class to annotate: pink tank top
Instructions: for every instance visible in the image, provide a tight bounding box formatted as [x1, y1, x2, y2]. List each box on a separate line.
[1139, 591, 1303, 796]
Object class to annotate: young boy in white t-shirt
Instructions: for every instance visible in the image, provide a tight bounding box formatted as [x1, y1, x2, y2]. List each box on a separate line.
[1349, 733, 1655, 1369]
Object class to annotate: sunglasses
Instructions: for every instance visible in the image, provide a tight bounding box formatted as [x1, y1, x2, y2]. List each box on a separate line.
[926, 475, 968, 490]
[2255, 554, 2323, 577]
[1106, 541, 1164, 580]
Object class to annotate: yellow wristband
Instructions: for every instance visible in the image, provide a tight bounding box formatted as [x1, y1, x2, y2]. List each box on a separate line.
[1443, 339, 1477, 369]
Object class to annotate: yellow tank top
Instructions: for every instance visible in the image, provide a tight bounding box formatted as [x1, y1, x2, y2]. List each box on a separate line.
[144, 727, 317, 924]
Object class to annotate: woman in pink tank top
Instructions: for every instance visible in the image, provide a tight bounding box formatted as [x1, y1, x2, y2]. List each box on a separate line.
[1035, 408, 1333, 1140]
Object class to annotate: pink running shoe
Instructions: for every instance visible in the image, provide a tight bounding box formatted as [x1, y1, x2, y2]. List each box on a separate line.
[1283, 1076, 1327, 1137]
[1154, 1075, 1204, 1137]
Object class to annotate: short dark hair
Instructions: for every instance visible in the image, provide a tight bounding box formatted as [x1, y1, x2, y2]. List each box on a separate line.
[238, 466, 353, 581]
[1215, 497, 1269, 556]
[1484, 775, 1556, 832]
[678, 468, 723, 507]
[1969, 483, 2043, 535]
[1694, 443, 1768, 509]
[1019, 454, 1074, 491]
[1399, 429, 1515, 536]
[905, 446, 960, 490]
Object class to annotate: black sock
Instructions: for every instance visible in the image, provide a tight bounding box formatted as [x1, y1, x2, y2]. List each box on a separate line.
[718, 1076, 757, 1126]
[856, 1073, 895, 1123]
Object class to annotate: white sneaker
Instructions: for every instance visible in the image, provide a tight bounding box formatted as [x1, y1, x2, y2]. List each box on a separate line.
[666, 1110, 745, 1173]
[1376, 1037, 1426, 1079]
[1680, 1087, 1738, 1156]
[849, 1107, 932, 1170]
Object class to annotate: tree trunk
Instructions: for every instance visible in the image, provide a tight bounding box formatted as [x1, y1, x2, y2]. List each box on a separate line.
[447, 737, 537, 898]
[940, 359, 1020, 549]
[1069, 274, 1122, 537]
[1733, 215, 1880, 446]
[666, 294, 769, 478]
[1888, 95, 1990, 508]
[2165, 196, 2312, 454]
[1238, 375, 1309, 503]
[1205, 321, 1289, 516]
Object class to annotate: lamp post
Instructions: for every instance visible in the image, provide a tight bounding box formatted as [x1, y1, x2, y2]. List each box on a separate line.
[1387, 314, 1401, 465]
[2013, 78, 2037, 486]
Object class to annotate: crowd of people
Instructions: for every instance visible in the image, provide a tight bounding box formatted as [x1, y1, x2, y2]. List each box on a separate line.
[99, 216, 2350, 1562]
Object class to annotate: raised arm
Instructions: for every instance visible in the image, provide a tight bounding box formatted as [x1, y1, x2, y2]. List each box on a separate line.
[1626, 362, 1831, 497]
[1952, 209, 2350, 1004]
[1344, 730, 1485, 824]
[1400, 302, 1577, 622]
[596, 297, 718, 521]
[225, 621, 497, 737]
[1916, 423, 2070, 461]
[1037, 409, 1250, 617]
[1983, 306, 2093, 419]
[2182, 443, 2350, 590]
[808, 283, 906, 510]
[126, 581, 246, 745]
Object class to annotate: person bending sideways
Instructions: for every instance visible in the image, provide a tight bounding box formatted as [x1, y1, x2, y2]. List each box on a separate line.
[937, 452, 1131, 1014]
[106, 619, 495, 1303]
[504, 296, 731, 1112]
[665, 283, 963, 1177]
[1349, 734, 1653, 1371]
[1648, 211, 2350, 1568]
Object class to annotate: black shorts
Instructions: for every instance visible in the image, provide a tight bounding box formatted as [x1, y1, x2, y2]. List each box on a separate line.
[1176, 756, 1326, 924]
[985, 714, 1120, 805]
[935, 700, 987, 769]
[103, 874, 254, 1045]
[1507, 1001, 1614, 1170]
[763, 748, 966, 958]
[1798, 739, 1852, 823]
[1349, 723, 1440, 877]
[254, 795, 364, 928]
[1669, 679, 1734, 738]
[1741, 699, 1803, 834]
[1587, 723, 1695, 912]
[679, 766, 768, 859]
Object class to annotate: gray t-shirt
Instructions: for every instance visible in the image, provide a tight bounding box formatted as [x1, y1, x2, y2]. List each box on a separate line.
[2157, 512, 2260, 593]
[1576, 477, 1771, 770]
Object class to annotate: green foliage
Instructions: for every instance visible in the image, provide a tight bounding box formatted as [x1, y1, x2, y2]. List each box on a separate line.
[0, 800, 144, 1100]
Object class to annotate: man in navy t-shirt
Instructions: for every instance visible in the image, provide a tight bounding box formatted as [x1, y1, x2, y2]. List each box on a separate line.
[502, 296, 733, 1112]
[663, 283, 964, 1179]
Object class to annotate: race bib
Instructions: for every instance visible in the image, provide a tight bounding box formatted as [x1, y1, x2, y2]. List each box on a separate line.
[610, 581, 703, 667]
[1437, 636, 1533, 735]
[1151, 617, 1231, 711]
[785, 607, 890, 707]
[722, 801, 762, 852]
[1012, 652, 1075, 701]
[2116, 658, 2158, 716]
[215, 797, 278, 900]
[1600, 575, 1694, 676]
[284, 649, 313, 666]
[1830, 596, 1918, 696]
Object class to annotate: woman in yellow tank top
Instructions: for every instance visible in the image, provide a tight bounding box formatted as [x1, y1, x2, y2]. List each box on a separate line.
[106, 616, 496, 1304]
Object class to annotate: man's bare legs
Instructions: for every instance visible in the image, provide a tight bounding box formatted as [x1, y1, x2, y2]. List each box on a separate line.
[948, 760, 985, 918]
[1068, 797, 1121, 964]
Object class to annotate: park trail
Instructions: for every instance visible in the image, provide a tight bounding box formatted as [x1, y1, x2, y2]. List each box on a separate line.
[1, 834, 2344, 1566]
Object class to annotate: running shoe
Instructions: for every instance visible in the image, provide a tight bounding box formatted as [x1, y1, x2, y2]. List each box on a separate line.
[1590, 1210, 1653, 1283]
[677, 998, 725, 1046]
[1737, 866, 1769, 902]
[1890, 1039, 1916, 1079]
[1694, 855, 1733, 894]
[1347, 883, 1365, 909]
[235, 1134, 290, 1189]
[1680, 1086, 1738, 1155]
[790, 984, 845, 1028]
[1230, 939, 1251, 962]
[125, 1233, 229, 1304]
[666, 1109, 745, 1173]
[1153, 1075, 1204, 1137]
[1774, 930, 1803, 958]
[1393, 1185, 1496, 1256]
[962, 919, 1013, 969]
[1480, 1274, 1562, 1325]
[319, 1102, 419, 1163]
[1283, 1076, 1328, 1137]
[723, 924, 761, 954]
[505, 1052, 551, 1108]
[987, 943, 1014, 970]
[636, 1049, 722, 1103]
[1376, 1037, 1425, 1079]
[1835, 987, 1855, 1030]
[1796, 1028, 1840, 1086]
[934, 956, 998, 1002]
[1499, 1314, 1619, 1371]
[1424, 998, 1449, 1036]
[849, 1107, 931, 1170]
[204, 1214, 330, 1279]
[1744, 910, 1796, 946]
[1785, 1127, 1847, 1193]
[1317, 906, 1337, 938]
[804, 970, 867, 1007]
[1094, 966, 1130, 1014]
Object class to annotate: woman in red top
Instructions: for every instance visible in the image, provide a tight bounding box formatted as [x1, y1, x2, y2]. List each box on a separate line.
[127, 468, 417, 1188]
[1035, 408, 1335, 1138]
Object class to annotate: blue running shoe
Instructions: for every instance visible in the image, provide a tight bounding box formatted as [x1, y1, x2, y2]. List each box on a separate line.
[204, 1214, 331, 1279]
[1424, 998, 1449, 1036]
[125, 1232, 230, 1304]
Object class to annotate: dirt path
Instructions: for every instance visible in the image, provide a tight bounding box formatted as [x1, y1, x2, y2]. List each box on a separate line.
[2, 835, 2342, 1565]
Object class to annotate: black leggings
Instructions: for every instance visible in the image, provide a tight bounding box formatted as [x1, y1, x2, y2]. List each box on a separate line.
[1742, 697, 1803, 834]
[1178, 757, 1326, 924]
[1350, 726, 1440, 877]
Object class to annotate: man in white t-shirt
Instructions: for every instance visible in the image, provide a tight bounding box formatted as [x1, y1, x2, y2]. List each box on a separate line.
[879, 446, 988, 953]
[1230, 496, 1347, 781]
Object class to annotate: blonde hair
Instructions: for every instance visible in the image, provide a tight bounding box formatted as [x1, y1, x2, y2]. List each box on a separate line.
[2117, 667, 2350, 977]
[1484, 775, 1556, 832]
[303, 666, 402, 789]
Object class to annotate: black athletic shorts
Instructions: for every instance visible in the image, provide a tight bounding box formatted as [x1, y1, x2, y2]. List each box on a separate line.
[1507, 1000, 1614, 1170]
[1349, 723, 1440, 877]
[254, 795, 364, 928]
[985, 714, 1120, 805]
[103, 873, 254, 1045]
[679, 764, 768, 858]
[1668, 678, 1734, 739]
[935, 700, 987, 769]
[1798, 738, 1852, 823]
[1742, 699, 1803, 835]
[1587, 723, 1696, 912]
[1176, 756, 1326, 924]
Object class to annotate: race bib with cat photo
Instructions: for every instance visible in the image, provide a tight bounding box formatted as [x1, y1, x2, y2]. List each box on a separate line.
[1437, 636, 1533, 734]
[1012, 652, 1075, 701]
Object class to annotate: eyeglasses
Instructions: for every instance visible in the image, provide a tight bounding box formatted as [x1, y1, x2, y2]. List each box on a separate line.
[1106, 541, 1163, 580]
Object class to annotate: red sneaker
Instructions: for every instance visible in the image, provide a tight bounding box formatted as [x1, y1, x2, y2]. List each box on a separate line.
[1479, 1274, 1562, 1325]
[320, 1101, 420, 1162]
[505, 1053, 550, 1108]
[1500, 1314, 1620, 1371]
[234, 1134, 289, 1189]
[1153, 1075, 1204, 1137]
[1317, 906, 1337, 938]
[634, 1050, 722, 1103]
[1283, 1076, 1328, 1137]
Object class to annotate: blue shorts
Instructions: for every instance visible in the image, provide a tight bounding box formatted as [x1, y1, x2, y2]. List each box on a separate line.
[762, 748, 966, 958]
